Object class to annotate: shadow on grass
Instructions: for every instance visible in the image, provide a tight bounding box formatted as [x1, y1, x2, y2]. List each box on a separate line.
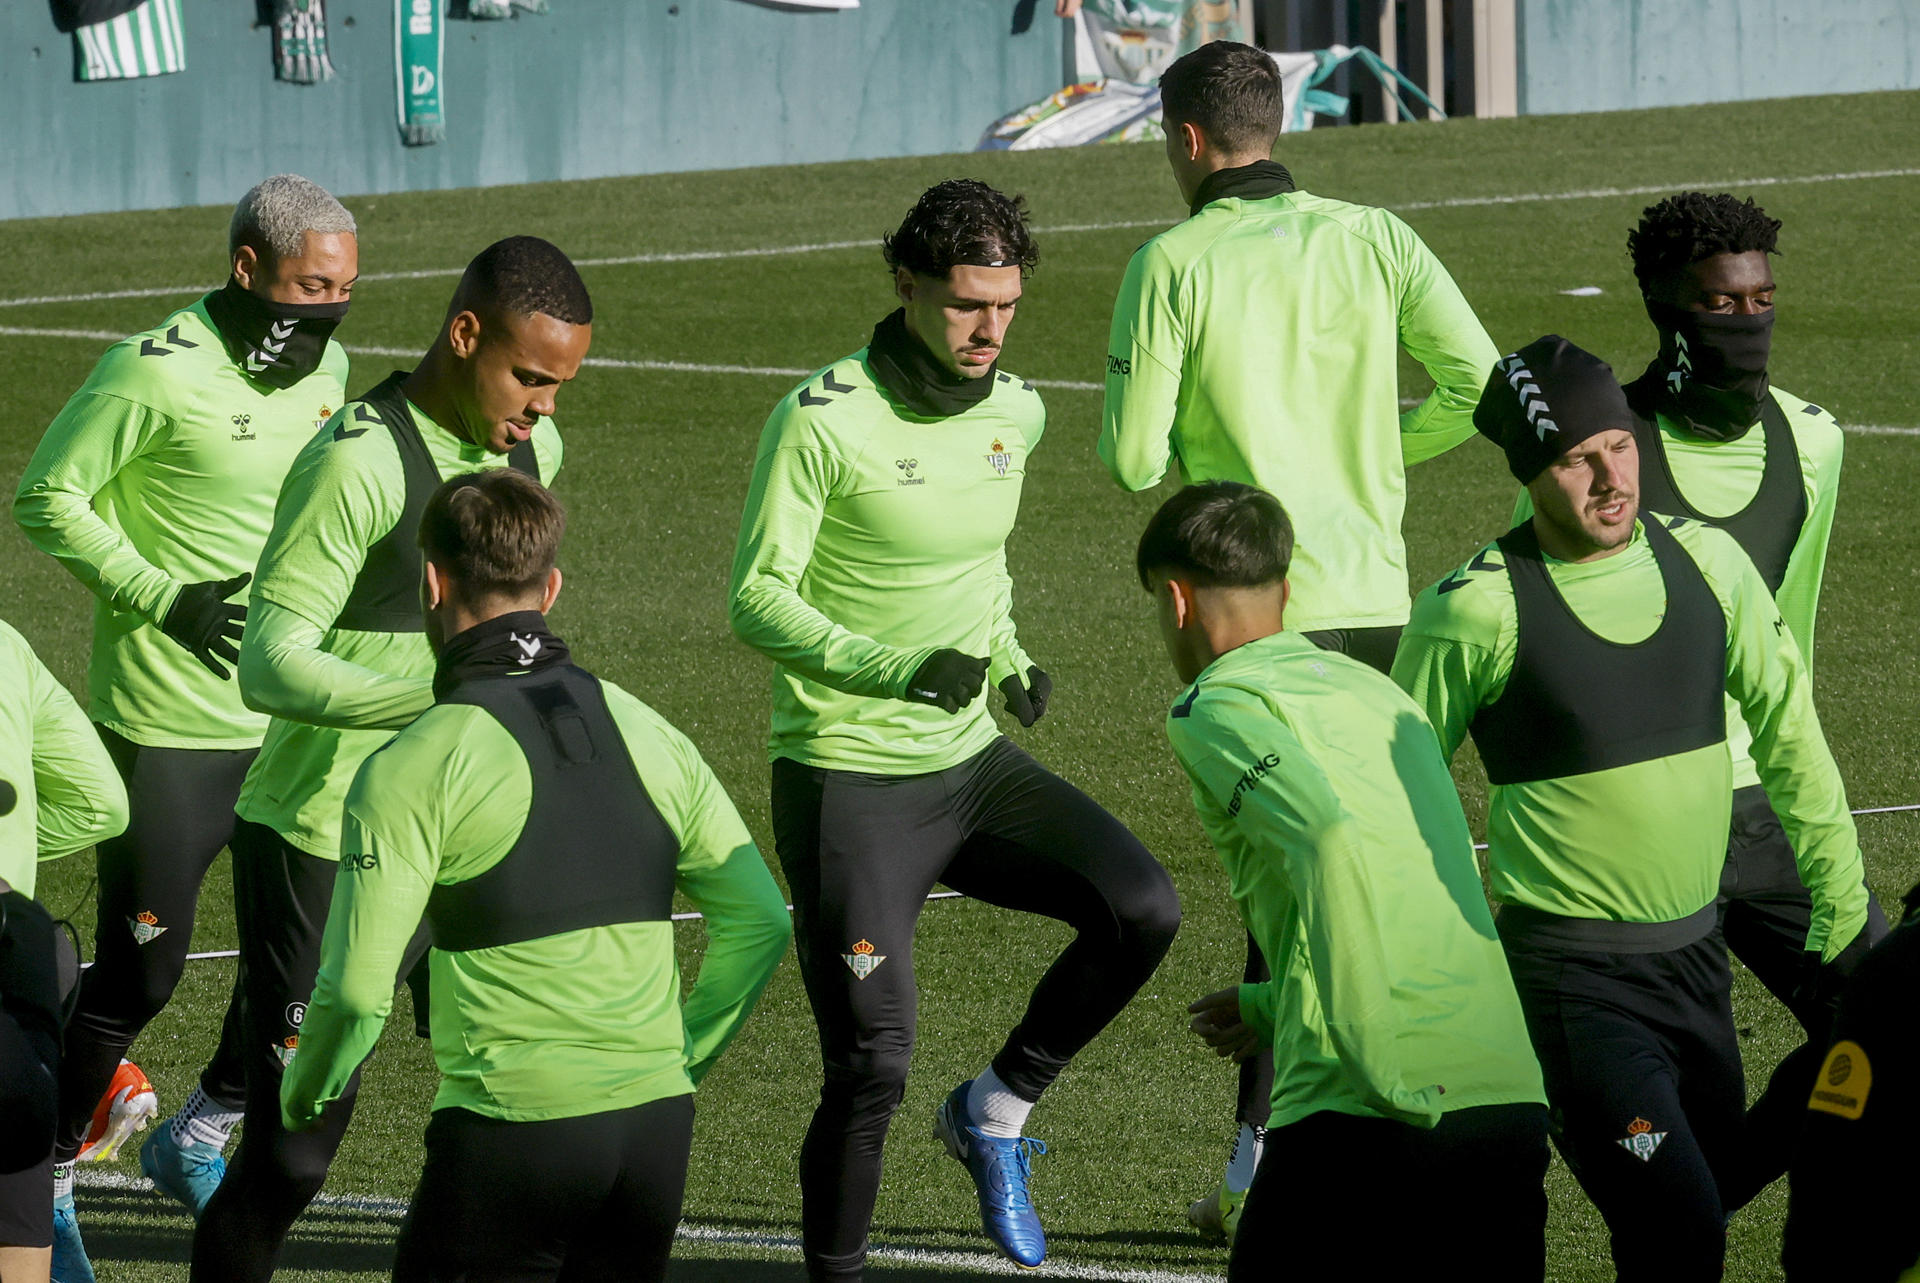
[81, 1188, 401, 1277]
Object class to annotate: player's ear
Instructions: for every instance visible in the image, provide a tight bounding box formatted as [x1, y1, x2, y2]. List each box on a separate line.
[1167, 577, 1196, 630]
[423, 561, 447, 612]
[1277, 577, 1292, 623]
[894, 267, 916, 307]
[232, 244, 260, 291]
[1181, 121, 1205, 163]
[448, 310, 483, 359]
[538, 567, 562, 615]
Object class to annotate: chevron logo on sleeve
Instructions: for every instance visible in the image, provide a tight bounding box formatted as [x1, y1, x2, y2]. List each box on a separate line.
[1499, 354, 1559, 440]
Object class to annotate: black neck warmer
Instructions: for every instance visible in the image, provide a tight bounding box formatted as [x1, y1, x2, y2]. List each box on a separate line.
[1628, 303, 1775, 441]
[433, 611, 570, 698]
[1189, 159, 1297, 218]
[865, 308, 997, 419]
[203, 277, 349, 391]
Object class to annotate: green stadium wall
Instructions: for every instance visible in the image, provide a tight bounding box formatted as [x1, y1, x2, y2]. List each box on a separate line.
[1516, 0, 1920, 116]
[1, 0, 1067, 221]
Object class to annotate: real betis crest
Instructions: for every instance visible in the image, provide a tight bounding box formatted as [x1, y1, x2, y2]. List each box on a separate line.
[843, 938, 886, 980]
[1617, 1116, 1666, 1163]
[272, 1037, 300, 1069]
[128, 911, 168, 945]
[985, 439, 1013, 477]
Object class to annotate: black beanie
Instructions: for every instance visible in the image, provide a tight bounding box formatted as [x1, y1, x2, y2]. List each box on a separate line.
[1474, 336, 1633, 483]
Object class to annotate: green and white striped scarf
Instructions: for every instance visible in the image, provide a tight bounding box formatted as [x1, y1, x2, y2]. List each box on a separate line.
[73, 0, 184, 82]
[274, 0, 335, 84]
[395, 0, 443, 146]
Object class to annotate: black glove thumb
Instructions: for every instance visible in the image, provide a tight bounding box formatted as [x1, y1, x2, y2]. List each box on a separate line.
[999, 666, 1052, 727]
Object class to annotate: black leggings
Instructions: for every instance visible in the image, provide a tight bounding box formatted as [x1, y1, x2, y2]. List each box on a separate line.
[1228, 1103, 1548, 1281]
[190, 820, 427, 1283]
[392, 1096, 695, 1283]
[772, 737, 1180, 1283]
[1504, 932, 1742, 1282]
[55, 727, 252, 1162]
[0, 892, 64, 1247]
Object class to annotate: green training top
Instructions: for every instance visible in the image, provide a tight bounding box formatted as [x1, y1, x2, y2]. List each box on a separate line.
[13, 298, 348, 749]
[0, 619, 129, 898]
[1099, 189, 1499, 632]
[280, 674, 791, 1127]
[1512, 386, 1842, 792]
[729, 354, 1040, 773]
[1166, 631, 1544, 1129]
[234, 397, 563, 858]
[1393, 517, 1868, 958]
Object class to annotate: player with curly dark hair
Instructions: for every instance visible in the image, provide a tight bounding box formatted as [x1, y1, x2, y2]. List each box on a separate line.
[730, 181, 1180, 1280]
[1521, 191, 1891, 1211]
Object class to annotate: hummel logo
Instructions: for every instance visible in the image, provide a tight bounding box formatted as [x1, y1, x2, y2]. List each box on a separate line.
[245, 319, 297, 373]
[1668, 332, 1692, 393]
[511, 632, 542, 660]
[1499, 354, 1558, 439]
[895, 458, 925, 487]
[231, 413, 256, 441]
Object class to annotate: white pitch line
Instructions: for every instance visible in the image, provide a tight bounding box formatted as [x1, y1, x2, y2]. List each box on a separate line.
[5, 165, 1919, 311]
[0, 327, 1105, 393]
[72, 1168, 1222, 1280]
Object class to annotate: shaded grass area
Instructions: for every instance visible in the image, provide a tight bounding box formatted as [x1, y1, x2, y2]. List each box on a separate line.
[6, 89, 1919, 1281]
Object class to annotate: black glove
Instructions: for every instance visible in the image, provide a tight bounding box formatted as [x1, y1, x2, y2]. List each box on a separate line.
[1792, 926, 1877, 1017]
[160, 572, 250, 680]
[905, 649, 989, 715]
[998, 666, 1052, 728]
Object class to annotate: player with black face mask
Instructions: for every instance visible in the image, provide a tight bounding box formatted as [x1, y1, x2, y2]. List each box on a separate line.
[1621, 192, 1889, 1208]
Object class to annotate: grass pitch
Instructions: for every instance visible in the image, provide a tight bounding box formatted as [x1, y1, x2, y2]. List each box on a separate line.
[4, 89, 1919, 1281]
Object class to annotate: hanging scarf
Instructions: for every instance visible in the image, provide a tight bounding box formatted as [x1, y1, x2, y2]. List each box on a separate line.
[273, 0, 334, 83]
[865, 309, 997, 419]
[1628, 304, 1775, 441]
[1188, 159, 1296, 217]
[433, 611, 570, 696]
[203, 278, 349, 390]
[395, 0, 444, 146]
[462, 0, 548, 16]
[70, 0, 185, 82]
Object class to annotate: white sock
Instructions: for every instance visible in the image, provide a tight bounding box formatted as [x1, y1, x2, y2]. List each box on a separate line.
[966, 1067, 1034, 1140]
[52, 1163, 74, 1201]
[170, 1085, 243, 1150]
[1223, 1123, 1266, 1194]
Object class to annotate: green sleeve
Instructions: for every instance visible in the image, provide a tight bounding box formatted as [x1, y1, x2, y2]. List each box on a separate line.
[13, 392, 183, 625]
[238, 599, 433, 731]
[984, 545, 1036, 688]
[1703, 529, 1868, 959]
[1173, 691, 1445, 1128]
[280, 729, 445, 1130]
[1236, 979, 1278, 1043]
[623, 696, 791, 1084]
[1388, 216, 1499, 467]
[1390, 614, 1508, 763]
[25, 637, 128, 859]
[1097, 241, 1185, 491]
[239, 430, 434, 729]
[727, 422, 932, 700]
[1775, 418, 1841, 683]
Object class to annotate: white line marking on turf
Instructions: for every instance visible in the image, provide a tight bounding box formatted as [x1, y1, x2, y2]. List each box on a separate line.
[73, 1169, 1221, 1280]
[5, 166, 1918, 311]
[8, 327, 1920, 417]
[0, 327, 1106, 393]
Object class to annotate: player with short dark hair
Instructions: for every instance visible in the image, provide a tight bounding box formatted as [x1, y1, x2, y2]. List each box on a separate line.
[1137, 481, 1548, 1281]
[1101, 39, 1501, 1233]
[1623, 192, 1888, 1205]
[1393, 336, 1872, 1281]
[0, 620, 129, 1283]
[14, 173, 357, 1276]
[191, 236, 588, 1283]
[730, 179, 1180, 1279]
[281, 470, 790, 1283]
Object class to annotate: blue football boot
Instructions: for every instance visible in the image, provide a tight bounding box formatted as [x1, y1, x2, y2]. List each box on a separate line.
[933, 1080, 1048, 1269]
[51, 1184, 97, 1283]
[140, 1125, 227, 1220]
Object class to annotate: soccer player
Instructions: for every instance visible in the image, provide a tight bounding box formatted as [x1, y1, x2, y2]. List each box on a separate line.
[192, 236, 587, 1283]
[280, 469, 790, 1282]
[729, 180, 1181, 1279]
[1620, 192, 1887, 1204]
[1392, 336, 1872, 1281]
[13, 174, 355, 1265]
[1783, 883, 1920, 1282]
[1098, 39, 1500, 1229]
[0, 620, 129, 1283]
[1137, 481, 1549, 1281]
